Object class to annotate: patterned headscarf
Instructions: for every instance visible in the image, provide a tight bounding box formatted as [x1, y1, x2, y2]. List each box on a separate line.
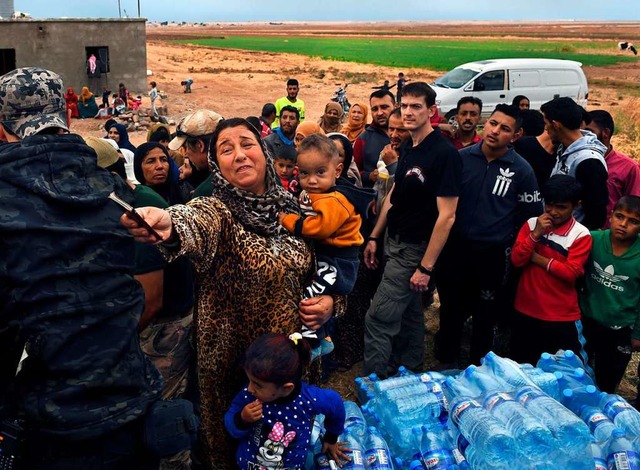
[340, 103, 369, 143]
[207, 118, 300, 236]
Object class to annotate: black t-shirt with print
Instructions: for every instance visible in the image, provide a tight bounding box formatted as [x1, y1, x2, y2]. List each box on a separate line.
[388, 127, 462, 243]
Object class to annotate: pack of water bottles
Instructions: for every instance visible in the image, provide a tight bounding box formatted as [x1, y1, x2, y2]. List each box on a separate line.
[320, 351, 640, 469]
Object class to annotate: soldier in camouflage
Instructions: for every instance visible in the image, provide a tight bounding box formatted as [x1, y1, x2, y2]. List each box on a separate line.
[0, 67, 163, 468]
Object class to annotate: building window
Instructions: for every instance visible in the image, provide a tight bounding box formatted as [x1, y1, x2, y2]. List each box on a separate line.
[85, 46, 110, 74]
[0, 49, 16, 76]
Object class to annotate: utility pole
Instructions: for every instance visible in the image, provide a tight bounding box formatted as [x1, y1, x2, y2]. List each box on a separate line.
[117, 0, 122, 18]
[137, 0, 141, 17]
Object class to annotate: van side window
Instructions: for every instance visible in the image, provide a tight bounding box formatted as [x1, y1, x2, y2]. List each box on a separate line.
[474, 70, 505, 91]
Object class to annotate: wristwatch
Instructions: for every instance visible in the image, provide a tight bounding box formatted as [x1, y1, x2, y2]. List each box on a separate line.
[417, 264, 433, 276]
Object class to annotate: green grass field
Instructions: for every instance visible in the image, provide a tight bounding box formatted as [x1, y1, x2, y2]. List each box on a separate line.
[178, 36, 636, 71]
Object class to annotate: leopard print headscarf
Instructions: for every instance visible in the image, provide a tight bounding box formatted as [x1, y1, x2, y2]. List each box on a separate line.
[208, 123, 300, 237]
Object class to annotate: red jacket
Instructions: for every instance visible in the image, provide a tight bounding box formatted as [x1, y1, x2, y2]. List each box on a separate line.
[511, 216, 592, 321]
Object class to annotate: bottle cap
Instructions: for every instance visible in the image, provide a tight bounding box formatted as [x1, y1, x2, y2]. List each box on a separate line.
[612, 428, 626, 438]
[563, 389, 573, 398]
[586, 385, 597, 393]
[540, 352, 552, 361]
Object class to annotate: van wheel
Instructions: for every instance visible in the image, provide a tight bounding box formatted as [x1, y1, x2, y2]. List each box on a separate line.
[445, 110, 457, 125]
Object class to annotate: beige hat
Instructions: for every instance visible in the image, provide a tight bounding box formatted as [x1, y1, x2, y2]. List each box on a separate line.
[168, 109, 224, 151]
[85, 136, 120, 168]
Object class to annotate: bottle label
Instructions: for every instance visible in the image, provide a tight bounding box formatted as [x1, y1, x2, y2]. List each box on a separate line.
[365, 448, 391, 469]
[607, 450, 639, 470]
[451, 399, 481, 427]
[517, 387, 545, 406]
[351, 449, 364, 466]
[585, 410, 610, 433]
[484, 391, 514, 412]
[452, 449, 467, 465]
[604, 399, 635, 420]
[594, 457, 607, 470]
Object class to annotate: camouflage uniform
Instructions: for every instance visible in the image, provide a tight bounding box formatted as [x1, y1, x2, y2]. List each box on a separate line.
[0, 68, 162, 468]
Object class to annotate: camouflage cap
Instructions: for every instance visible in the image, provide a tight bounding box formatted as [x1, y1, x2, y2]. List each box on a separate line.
[168, 109, 223, 151]
[0, 67, 68, 139]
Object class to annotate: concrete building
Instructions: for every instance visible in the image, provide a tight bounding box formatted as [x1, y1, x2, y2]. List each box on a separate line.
[0, 18, 147, 95]
[0, 0, 14, 19]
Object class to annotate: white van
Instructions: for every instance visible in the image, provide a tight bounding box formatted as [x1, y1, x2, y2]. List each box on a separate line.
[431, 58, 589, 120]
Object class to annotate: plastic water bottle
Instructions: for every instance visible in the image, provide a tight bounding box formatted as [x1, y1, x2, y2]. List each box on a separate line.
[355, 373, 379, 404]
[521, 367, 561, 400]
[385, 392, 443, 423]
[313, 439, 334, 469]
[380, 382, 448, 418]
[419, 430, 457, 469]
[606, 428, 640, 469]
[409, 460, 425, 470]
[311, 414, 325, 445]
[465, 366, 557, 460]
[481, 351, 536, 390]
[364, 426, 393, 470]
[537, 350, 586, 374]
[600, 392, 640, 437]
[443, 378, 517, 465]
[344, 401, 366, 438]
[483, 389, 556, 461]
[634, 436, 640, 456]
[561, 386, 598, 413]
[591, 441, 607, 470]
[579, 405, 617, 442]
[555, 368, 595, 392]
[516, 386, 592, 454]
[340, 428, 366, 470]
[374, 374, 422, 395]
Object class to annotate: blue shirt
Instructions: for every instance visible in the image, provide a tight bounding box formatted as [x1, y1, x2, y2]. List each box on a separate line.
[455, 141, 542, 244]
[225, 382, 345, 470]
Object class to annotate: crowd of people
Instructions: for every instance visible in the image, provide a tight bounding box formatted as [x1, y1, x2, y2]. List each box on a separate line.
[1, 65, 640, 470]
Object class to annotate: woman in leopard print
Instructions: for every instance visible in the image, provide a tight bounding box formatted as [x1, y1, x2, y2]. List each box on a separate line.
[124, 118, 340, 469]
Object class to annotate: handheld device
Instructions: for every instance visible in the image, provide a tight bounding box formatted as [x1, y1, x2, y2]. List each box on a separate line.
[0, 419, 26, 469]
[108, 192, 162, 240]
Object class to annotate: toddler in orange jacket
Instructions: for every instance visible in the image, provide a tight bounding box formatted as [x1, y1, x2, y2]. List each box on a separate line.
[280, 134, 375, 355]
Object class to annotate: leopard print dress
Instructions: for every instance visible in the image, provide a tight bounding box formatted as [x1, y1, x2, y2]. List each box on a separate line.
[166, 197, 313, 469]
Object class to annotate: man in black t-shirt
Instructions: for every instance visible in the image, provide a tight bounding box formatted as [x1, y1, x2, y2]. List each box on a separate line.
[362, 82, 462, 378]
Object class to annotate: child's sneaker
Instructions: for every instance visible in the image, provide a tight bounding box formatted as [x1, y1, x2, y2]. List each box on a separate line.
[320, 337, 334, 357]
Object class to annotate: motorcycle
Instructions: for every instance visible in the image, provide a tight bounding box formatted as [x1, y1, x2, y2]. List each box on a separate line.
[331, 84, 351, 118]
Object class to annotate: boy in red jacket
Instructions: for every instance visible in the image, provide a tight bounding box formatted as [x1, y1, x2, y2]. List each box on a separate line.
[510, 174, 593, 365]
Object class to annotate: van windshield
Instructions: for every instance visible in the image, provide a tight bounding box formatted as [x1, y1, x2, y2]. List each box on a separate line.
[433, 67, 479, 89]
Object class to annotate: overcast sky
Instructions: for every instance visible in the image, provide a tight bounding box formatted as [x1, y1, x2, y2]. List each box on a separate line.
[15, 0, 638, 22]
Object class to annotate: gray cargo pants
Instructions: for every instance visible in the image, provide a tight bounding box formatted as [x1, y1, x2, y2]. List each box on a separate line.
[363, 235, 427, 378]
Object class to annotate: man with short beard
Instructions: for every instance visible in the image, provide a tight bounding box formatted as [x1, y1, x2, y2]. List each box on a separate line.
[445, 97, 483, 150]
[378, 107, 411, 177]
[265, 105, 300, 157]
[272, 78, 305, 128]
[353, 89, 395, 188]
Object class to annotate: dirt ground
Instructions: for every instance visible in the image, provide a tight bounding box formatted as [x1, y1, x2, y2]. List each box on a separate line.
[69, 22, 640, 399]
[71, 22, 640, 156]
